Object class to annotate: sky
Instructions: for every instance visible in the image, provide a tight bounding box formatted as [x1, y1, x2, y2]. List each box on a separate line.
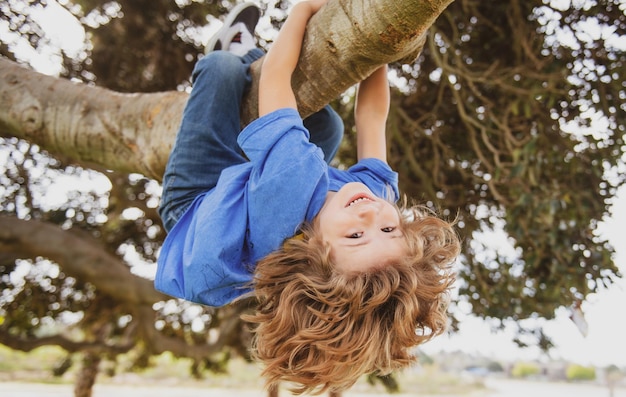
[3, 0, 626, 369]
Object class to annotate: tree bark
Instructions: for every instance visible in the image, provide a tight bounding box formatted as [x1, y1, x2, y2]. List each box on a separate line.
[0, 0, 453, 181]
[0, 61, 184, 180]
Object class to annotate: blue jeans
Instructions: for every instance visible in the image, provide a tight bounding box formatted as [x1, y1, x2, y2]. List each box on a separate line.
[159, 49, 344, 232]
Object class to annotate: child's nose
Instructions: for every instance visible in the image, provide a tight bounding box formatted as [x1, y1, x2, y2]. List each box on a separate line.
[356, 202, 380, 219]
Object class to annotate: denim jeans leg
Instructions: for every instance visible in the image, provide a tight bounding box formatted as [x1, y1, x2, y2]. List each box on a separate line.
[304, 104, 344, 164]
[159, 49, 264, 232]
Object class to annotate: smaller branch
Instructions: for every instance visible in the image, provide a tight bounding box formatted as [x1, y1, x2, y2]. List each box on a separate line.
[0, 330, 134, 355]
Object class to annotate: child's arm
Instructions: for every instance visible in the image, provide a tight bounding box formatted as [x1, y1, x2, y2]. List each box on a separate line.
[258, 0, 327, 117]
[355, 65, 390, 162]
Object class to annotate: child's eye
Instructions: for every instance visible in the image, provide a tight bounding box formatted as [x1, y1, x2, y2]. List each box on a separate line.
[348, 232, 363, 238]
[381, 227, 396, 233]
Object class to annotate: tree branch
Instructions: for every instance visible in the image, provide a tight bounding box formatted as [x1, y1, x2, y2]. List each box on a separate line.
[0, 216, 166, 305]
[0, 330, 135, 355]
[0, 0, 453, 180]
[0, 60, 185, 180]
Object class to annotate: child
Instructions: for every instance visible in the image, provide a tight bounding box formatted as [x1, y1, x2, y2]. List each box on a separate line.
[156, 0, 460, 394]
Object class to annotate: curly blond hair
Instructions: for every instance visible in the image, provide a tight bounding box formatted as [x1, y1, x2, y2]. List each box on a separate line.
[244, 204, 460, 395]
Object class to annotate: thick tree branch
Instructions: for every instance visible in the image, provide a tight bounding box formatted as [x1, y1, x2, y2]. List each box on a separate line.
[0, 0, 453, 181]
[244, 0, 450, 119]
[0, 216, 166, 305]
[0, 60, 185, 180]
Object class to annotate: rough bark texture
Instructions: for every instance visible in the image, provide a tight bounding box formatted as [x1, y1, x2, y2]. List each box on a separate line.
[0, 0, 453, 181]
[243, 0, 442, 120]
[0, 62, 185, 180]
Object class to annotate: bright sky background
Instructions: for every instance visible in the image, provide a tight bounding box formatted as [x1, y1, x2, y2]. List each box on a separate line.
[3, 0, 625, 369]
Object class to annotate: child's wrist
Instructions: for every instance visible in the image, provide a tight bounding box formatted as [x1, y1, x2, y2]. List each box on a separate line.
[293, 0, 326, 18]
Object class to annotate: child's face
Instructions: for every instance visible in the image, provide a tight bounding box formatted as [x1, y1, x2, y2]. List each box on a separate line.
[317, 182, 408, 273]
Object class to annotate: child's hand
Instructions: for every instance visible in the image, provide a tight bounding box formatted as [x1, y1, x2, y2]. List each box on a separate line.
[259, 0, 330, 116]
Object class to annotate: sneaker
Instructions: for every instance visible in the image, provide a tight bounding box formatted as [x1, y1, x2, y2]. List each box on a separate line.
[225, 22, 257, 56]
[205, 2, 261, 54]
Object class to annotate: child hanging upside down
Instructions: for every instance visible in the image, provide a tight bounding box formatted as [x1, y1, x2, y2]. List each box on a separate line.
[156, 1, 460, 394]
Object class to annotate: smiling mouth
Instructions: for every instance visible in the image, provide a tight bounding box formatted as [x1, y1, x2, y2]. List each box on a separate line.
[346, 194, 373, 207]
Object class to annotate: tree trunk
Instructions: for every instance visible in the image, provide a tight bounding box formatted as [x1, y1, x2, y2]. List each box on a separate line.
[74, 352, 102, 397]
[0, 0, 453, 181]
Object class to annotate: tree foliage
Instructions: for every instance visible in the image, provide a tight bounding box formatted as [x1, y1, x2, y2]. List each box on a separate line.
[0, 0, 624, 394]
[386, 0, 625, 325]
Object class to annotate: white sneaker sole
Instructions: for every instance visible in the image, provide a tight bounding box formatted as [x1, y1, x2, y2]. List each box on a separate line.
[205, 2, 259, 54]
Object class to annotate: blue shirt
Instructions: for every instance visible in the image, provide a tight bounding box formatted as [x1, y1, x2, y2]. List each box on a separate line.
[155, 108, 399, 306]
